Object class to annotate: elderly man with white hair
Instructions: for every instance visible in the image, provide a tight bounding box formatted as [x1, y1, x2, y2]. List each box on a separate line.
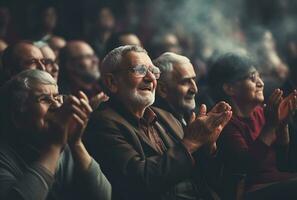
[84, 45, 232, 200]
[153, 52, 198, 127]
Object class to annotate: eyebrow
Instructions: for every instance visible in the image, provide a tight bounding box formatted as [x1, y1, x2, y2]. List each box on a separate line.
[180, 75, 196, 80]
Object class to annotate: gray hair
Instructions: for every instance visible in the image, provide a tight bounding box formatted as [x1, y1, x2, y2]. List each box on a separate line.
[1, 69, 57, 113]
[101, 45, 147, 74]
[100, 45, 147, 94]
[153, 52, 190, 82]
[0, 69, 57, 133]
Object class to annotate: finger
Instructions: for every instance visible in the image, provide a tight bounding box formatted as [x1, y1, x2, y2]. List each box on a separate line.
[293, 95, 297, 110]
[211, 101, 227, 113]
[70, 104, 88, 121]
[72, 113, 85, 128]
[80, 98, 93, 115]
[68, 95, 82, 106]
[289, 99, 294, 115]
[78, 91, 89, 103]
[198, 104, 207, 117]
[188, 112, 196, 124]
[208, 110, 232, 129]
[274, 90, 283, 107]
[268, 89, 280, 105]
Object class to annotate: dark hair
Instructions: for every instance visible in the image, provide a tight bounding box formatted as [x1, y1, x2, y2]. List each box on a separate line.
[208, 53, 255, 103]
[104, 31, 138, 57]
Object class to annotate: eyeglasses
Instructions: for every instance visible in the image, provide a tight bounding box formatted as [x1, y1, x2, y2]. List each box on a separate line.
[33, 94, 67, 106]
[22, 58, 48, 66]
[117, 65, 161, 79]
[42, 58, 57, 66]
[242, 71, 262, 83]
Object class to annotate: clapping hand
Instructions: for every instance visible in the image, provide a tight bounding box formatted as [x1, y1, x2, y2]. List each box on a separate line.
[183, 101, 232, 153]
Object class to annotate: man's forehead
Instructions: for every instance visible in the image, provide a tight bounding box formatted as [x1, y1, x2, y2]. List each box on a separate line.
[173, 62, 196, 79]
[17, 44, 43, 58]
[122, 51, 152, 67]
[41, 46, 56, 60]
[68, 42, 93, 57]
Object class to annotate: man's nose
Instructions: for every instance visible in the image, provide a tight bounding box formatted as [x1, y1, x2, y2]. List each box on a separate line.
[144, 70, 156, 81]
[190, 79, 198, 94]
[37, 60, 46, 71]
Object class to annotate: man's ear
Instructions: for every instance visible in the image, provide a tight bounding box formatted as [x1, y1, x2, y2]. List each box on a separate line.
[223, 83, 235, 96]
[103, 74, 118, 93]
[157, 81, 168, 98]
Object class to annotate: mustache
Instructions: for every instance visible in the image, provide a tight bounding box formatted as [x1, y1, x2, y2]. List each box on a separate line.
[138, 83, 153, 89]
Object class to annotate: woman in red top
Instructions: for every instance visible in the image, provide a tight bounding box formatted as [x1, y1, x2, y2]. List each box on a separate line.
[208, 53, 297, 199]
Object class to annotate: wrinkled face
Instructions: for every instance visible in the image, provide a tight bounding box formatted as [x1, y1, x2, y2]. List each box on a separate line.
[165, 62, 198, 114]
[68, 42, 100, 82]
[16, 44, 46, 71]
[40, 46, 59, 81]
[115, 51, 157, 109]
[232, 68, 264, 105]
[19, 83, 61, 136]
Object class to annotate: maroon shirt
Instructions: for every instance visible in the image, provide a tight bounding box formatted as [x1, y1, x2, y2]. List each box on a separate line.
[220, 106, 296, 191]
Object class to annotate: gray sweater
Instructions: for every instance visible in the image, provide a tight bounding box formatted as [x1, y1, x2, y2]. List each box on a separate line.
[0, 141, 112, 200]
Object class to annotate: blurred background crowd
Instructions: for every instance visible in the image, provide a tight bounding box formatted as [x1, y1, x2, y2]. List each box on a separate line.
[0, 0, 296, 99]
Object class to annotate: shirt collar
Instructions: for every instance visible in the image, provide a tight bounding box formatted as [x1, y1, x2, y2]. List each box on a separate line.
[108, 97, 157, 127]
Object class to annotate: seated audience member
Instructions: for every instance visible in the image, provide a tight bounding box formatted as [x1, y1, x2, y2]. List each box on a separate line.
[104, 31, 142, 56]
[0, 39, 7, 53]
[84, 45, 232, 200]
[153, 52, 223, 195]
[281, 51, 297, 172]
[208, 53, 297, 199]
[88, 7, 115, 58]
[48, 36, 66, 57]
[0, 41, 46, 85]
[35, 41, 59, 81]
[0, 69, 111, 200]
[153, 52, 197, 127]
[58, 40, 108, 109]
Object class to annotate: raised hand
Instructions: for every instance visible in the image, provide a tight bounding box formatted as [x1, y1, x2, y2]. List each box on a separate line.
[278, 89, 297, 123]
[183, 102, 232, 153]
[67, 91, 93, 145]
[264, 89, 283, 127]
[89, 91, 109, 110]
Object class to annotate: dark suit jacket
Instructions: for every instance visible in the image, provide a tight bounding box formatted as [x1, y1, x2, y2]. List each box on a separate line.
[84, 100, 199, 200]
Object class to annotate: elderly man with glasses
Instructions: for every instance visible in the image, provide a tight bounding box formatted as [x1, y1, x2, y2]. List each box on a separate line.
[0, 41, 46, 85]
[84, 45, 233, 200]
[0, 69, 111, 200]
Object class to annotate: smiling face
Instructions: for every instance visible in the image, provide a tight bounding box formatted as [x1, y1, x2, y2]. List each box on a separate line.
[114, 51, 157, 111]
[231, 68, 265, 106]
[19, 83, 60, 134]
[164, 62, 198, 114]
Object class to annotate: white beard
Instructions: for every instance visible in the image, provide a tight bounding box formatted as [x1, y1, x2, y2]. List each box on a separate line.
[129, 89, 155, 108]
[119, 87, 155, 109]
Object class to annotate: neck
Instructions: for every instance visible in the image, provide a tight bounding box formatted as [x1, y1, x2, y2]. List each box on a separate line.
[233, 99, 257, 117]
[127, 104, 147, 119]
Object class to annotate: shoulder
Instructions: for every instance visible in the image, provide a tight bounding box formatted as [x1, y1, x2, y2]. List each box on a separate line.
[151, 106, 178, 121]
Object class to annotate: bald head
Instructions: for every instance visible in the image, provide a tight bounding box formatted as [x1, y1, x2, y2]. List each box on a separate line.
[1, 41, 46, 82]
[59, 40, 99, 83]
[48, 36, 66, 56]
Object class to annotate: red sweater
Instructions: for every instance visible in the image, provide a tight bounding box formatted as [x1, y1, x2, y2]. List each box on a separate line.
[219, 106, 296, 191]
